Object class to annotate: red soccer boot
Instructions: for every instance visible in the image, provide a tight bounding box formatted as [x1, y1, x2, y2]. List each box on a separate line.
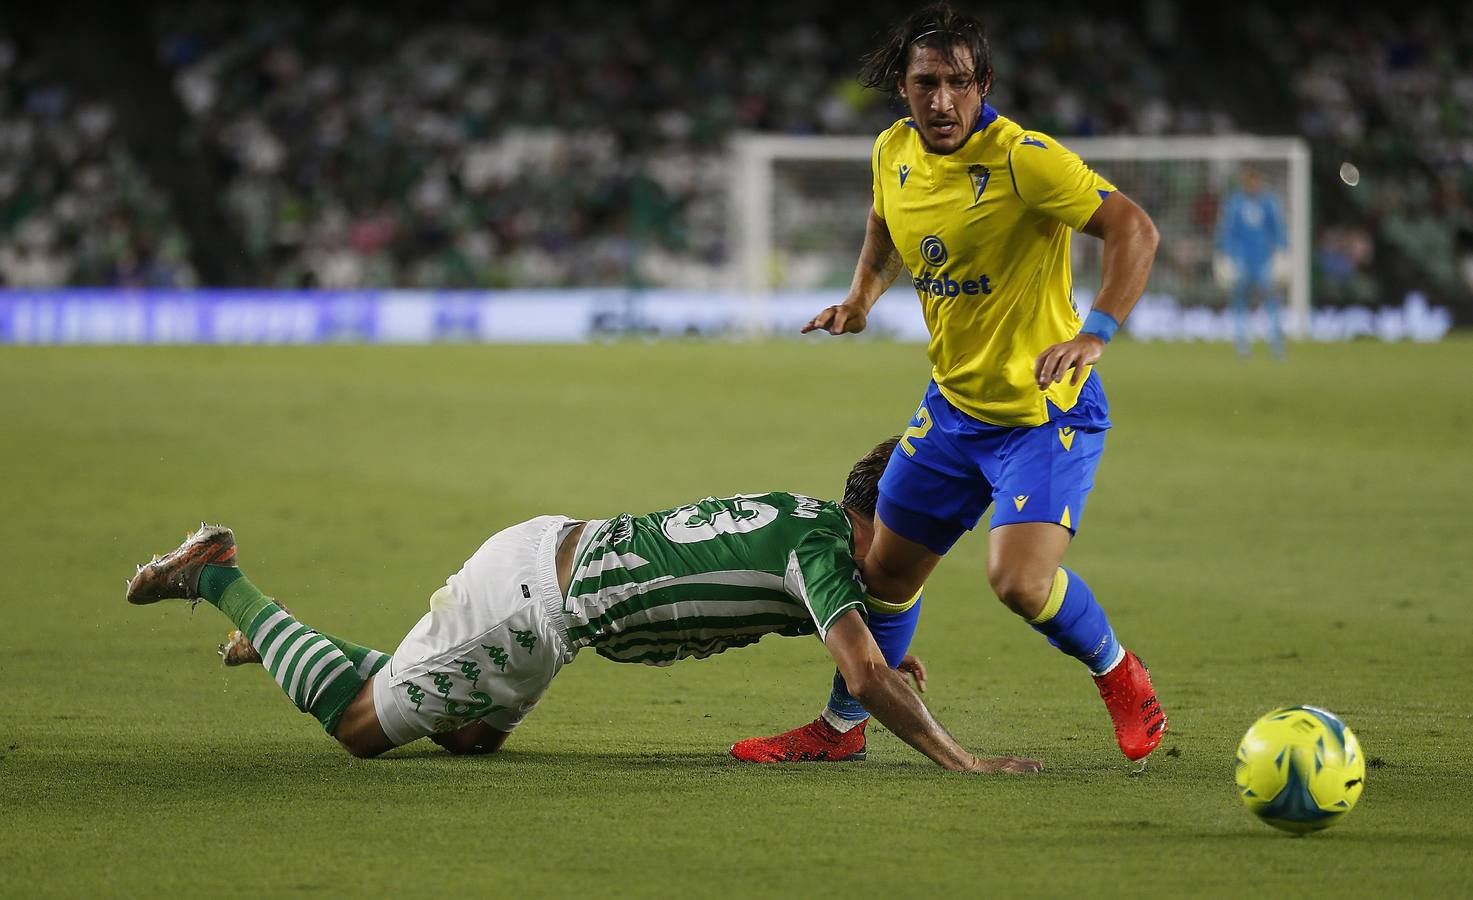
[730, 717, 868, 763]
[1093, 650, 1167, 761]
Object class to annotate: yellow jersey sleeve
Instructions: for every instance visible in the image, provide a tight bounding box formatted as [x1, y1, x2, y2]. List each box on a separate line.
[1007, 132, 1116, 232]
[870, 131, 885, 216]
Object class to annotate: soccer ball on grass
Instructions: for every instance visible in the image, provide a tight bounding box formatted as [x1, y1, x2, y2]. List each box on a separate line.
[1234, 706, 1365, 834]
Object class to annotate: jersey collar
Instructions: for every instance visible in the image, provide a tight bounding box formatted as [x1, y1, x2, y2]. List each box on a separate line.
[975, 103, 999, 132]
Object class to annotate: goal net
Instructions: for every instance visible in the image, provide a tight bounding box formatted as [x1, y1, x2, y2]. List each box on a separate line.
[729, 133, 1311, 338]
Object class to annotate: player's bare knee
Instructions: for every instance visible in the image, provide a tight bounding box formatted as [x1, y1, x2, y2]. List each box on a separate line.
[341, 740, 383, 760]
[988, 567, 1052, 618]
[331, 696, 395, 759]
[335, 729, 387, 759]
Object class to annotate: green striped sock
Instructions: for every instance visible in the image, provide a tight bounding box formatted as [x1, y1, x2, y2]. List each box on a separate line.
[199, 563, 244, 605]
[202, 565, 389, 678]
[320, 635, 391, 680]
[210, 569, 368, 735]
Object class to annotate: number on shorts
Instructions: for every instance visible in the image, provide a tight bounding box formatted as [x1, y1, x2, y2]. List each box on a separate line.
[445, 690, 507, 719]
[899, 405, 933, 457]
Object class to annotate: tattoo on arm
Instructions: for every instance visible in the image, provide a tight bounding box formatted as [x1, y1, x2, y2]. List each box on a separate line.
[865, 244, 903, 280]
[846, 211, 903, 309]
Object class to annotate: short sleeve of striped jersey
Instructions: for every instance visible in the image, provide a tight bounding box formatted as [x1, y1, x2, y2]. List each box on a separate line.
[1007, 131, 1116, 231]
[784, 529, 867, 640]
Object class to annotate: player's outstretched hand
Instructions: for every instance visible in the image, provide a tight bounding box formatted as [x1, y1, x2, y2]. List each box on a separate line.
[1034, 333, 1105, 390]
[898, 654, 928, 694]
[967, 755, 1044, 775]
[802, 301, 868, 335]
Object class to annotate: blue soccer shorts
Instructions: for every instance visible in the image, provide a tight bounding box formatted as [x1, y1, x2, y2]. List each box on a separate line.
[876, 374, 1112, 555]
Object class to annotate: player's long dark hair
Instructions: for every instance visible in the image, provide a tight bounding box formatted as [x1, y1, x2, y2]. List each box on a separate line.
[858, 2, 992, 96]
[842, 436, 901, 518]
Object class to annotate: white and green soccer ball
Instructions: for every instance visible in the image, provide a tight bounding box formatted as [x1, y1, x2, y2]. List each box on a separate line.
[1235, 706, 1365, 834]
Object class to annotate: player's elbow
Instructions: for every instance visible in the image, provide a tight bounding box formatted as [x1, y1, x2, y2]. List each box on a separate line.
[1110, 195, 1159, 254]
[1136, 209, 1161, 254]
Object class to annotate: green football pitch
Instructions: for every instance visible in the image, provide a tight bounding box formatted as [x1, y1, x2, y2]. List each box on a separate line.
[2, 339, 1470, 897]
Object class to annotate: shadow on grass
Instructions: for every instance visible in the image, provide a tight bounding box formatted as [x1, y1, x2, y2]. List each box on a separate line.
[1182, 826, 1468, 846]
[385, 743, 936, 775]
[3, 736, 952, 811]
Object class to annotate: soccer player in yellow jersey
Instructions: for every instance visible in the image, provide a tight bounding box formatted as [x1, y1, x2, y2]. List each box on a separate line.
[732, 3, 1167, 766]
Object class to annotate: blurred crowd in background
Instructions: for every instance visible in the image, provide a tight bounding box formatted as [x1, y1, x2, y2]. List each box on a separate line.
[1248, 6, 1473, 307]
[0, 1, 1469, 315]
[0, 37, 196, 287]
[148, 2, 1206, 292]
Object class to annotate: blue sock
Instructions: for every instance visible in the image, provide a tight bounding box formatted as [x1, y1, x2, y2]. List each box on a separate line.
[1028, 569, 1124, 676]
[825, 595, 922, 724]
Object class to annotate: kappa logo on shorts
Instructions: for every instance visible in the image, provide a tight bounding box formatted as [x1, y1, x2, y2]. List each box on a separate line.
[1013, 495, 1029, 511]
[1058, 427, 1076, 452]
[481, 644, 509, 671]
[521, 584, 532, 599]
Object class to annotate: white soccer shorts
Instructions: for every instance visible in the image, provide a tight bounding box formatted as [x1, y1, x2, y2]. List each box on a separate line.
[371, 515, 577, 746]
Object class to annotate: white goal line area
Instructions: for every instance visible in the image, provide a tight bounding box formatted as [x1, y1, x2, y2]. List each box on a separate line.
[730, 133, 1313, 339]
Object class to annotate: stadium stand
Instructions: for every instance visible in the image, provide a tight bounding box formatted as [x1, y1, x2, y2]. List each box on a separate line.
[145, 3, 1219, 291]
[1, 1, 1468, 320]
[0, 35, 196, 287]
[1243, 4, 1473, 308]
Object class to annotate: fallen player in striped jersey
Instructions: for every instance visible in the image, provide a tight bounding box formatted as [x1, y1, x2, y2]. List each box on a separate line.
[125, 437, 1040, 774]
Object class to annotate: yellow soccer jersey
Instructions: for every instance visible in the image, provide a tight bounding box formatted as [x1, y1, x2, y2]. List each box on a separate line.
[871, 106, 1116, 427]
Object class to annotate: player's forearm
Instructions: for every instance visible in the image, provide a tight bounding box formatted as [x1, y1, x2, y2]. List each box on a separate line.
[855, 667, 975, 771]
[844, 209, 904, 311]
[1089, 206, 1158, 325]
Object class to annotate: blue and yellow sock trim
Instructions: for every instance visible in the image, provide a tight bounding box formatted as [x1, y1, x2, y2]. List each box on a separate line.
[864, 586, 923, 615]
[1028, 568, 1070, 625]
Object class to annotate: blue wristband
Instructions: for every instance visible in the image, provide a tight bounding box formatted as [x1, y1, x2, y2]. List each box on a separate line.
[1081, 309, 1119, 343]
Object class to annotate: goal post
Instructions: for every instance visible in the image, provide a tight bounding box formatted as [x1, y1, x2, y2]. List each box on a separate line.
[730, 133, 1312, 339]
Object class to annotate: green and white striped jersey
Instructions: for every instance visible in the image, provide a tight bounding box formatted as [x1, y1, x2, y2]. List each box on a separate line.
[562, 492, 867, 666]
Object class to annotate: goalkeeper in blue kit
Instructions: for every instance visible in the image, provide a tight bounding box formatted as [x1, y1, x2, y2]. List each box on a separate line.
[125, 438, 1039, 774]
[1216, 166, 1289, 358]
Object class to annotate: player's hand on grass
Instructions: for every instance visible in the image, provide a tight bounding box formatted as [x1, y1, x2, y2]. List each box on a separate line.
[802, 300, 868, 335]
[898, 654, 927, 693]
[966, 754, 1044, 774]
[1034, 334, 1105, 390]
